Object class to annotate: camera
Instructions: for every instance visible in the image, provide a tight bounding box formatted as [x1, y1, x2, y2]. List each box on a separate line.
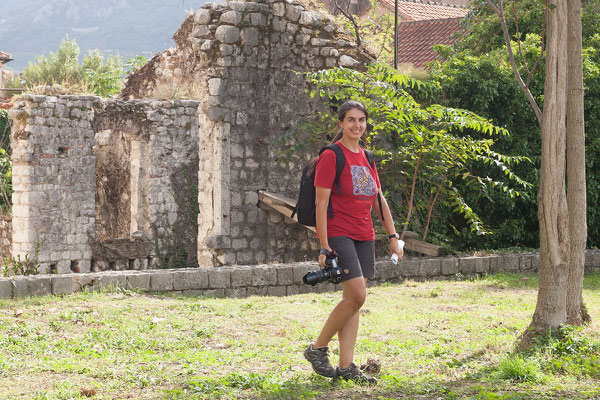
[303, 251, 344, 285]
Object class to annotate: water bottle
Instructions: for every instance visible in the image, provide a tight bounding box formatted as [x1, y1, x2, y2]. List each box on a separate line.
[390, 240, 405, 265]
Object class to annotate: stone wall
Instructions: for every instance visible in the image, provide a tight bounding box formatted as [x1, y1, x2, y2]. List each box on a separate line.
[2, 250, 600, 299]
[8, 95, 200, 274]
[121, 0, 375, 267]
[9, 95, 97, 274]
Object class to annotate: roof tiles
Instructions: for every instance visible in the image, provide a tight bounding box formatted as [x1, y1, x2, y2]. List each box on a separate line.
[396, 17, 463, 68]
[381, 0, 468, 20]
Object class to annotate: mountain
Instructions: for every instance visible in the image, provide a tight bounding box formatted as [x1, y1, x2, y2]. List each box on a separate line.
[0, 0, 212, 72]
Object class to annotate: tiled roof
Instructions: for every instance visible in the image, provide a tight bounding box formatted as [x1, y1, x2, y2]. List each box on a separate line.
[396, 17, 463, 68]
[0, 51, 11, 59]
[381, 0, 468, 20]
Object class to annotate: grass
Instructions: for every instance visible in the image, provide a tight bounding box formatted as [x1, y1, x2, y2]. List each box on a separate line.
[1, 273, 600, 399]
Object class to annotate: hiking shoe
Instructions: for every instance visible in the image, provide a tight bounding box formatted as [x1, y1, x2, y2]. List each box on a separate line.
[303, 344, 336, 377]
[334, 363, 378, 385]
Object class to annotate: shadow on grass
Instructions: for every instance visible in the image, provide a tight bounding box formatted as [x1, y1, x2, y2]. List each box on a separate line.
[475, 272, 600, 292]
[162, 344, 600, 400]
[476, 272, 539, 290]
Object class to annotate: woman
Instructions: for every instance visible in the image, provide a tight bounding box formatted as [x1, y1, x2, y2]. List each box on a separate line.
[303, 100, 404, 385]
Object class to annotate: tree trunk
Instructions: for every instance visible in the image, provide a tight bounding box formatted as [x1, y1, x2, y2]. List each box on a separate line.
[566, 0, 590, 325]
[527, 0, 570, 335]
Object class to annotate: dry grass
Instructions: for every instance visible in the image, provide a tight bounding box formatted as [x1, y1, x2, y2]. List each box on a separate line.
[0, 273, 599, 399]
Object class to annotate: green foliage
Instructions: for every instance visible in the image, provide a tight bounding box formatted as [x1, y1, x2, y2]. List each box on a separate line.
[427, 30, 600, 250]
[0, 110, 11, 213]
[18, 36, 141, 97]
[497, 354, 545, 382]
[125, 55, 149, 74]
[531, 326, 600, 378]
[276, 64, 530, 246]
[458, 0, 600, 56]
[80, 49, 125, 97]
[426, 50, 540, 250]
[458, 0, 547, 56]
[1, 242, 41, 277]
[334, 0, 395, 63]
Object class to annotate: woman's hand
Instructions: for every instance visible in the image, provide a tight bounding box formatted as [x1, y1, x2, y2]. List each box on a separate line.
[318, 253, 327, 267]
[390, 239, 404, 261]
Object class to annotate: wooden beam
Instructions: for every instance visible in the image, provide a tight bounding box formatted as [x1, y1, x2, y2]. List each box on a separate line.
[404, 239, 444, 257]
[258, 190, 296, 210]
[257, 201, 316, 233]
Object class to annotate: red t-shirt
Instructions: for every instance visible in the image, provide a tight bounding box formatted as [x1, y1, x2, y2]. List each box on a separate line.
[314, 142, 381, 241]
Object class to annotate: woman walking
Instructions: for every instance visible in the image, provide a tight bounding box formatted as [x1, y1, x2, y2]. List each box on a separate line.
[303, 100, 403, 385]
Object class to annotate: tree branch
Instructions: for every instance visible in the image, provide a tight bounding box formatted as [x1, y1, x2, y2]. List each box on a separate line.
[527, 2, 547, 87]
[485, 0, 543, 126]
[400, 145, 423, 240]
[335, 0, 362, 46]
[422, 167, 449, 241]
[512, 4, 531, 78]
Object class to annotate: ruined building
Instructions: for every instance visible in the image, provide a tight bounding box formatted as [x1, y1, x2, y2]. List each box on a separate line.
[4, 0, 374, 274]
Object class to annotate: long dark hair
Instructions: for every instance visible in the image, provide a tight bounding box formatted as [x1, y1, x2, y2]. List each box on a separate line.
[307, 100, 369, 176]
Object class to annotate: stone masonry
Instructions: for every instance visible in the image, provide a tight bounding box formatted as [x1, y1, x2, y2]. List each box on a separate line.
[121, 0, 375, 267]
[1, 250, 600, 299]
[8, 96, 199, 274]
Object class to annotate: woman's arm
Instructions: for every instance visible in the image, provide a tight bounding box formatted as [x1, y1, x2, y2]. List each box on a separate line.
[315, 186, 332, 267]
[373, 189, 404, 259]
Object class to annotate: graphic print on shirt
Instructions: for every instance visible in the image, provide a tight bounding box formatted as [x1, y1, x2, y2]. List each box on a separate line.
[350, 165, 376, 196]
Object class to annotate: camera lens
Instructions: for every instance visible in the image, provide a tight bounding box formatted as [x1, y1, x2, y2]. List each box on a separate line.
[303, 268, 331, 286]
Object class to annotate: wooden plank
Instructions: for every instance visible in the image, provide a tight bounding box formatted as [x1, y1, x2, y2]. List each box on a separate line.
[404, 239, 445, 257]
[258, 190, 296, 209]
[258, 201, 316, 233]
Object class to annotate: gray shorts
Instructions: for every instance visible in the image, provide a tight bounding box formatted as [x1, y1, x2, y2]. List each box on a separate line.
[329, 236, 375, 282]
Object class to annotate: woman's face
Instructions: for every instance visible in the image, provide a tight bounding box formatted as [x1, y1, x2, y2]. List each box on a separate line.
[338, 108, 367, 140]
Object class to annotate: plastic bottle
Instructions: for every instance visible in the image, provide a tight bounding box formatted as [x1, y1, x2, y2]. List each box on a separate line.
[390, 240, 405, 265]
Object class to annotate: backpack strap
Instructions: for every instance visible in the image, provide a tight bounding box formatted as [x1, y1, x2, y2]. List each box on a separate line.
[321, 143, 345, 194]
[319, 143, 346, 220]
[363, 148, 385, 222]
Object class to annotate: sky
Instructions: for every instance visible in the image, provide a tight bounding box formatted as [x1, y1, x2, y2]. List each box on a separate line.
[0, 0, 214, 72]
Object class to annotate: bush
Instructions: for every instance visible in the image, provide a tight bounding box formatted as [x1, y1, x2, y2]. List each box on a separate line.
[497, 354, 545, 383]
[0, 110, 11, 213]
[18, 36, 128, 97]
[425, 51, 539, 251]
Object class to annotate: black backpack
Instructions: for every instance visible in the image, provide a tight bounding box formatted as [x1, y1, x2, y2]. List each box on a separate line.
[291, 143, 382, 227]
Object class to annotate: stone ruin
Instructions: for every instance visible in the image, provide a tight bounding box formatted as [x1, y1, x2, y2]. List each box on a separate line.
[2, 0, 375, 274]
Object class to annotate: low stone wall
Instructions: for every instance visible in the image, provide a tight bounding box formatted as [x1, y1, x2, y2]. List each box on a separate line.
[2, 250, 600, 299]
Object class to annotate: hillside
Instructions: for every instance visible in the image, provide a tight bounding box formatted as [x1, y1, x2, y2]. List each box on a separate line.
[0, 0, 211, 72]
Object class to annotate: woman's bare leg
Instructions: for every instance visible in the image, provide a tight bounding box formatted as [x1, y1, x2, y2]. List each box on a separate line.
[337, 279, 367, 368]
[313, 276, 367, 363]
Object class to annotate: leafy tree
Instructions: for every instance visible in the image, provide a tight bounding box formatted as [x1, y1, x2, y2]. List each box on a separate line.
[458, 0, 600, 55]
[276, 64, 530, 248]
[481, 0, 589, 344]
[426, 43, 542, 250]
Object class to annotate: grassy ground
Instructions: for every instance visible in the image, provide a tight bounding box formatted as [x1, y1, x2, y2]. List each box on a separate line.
[1, 273, 600, 400]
